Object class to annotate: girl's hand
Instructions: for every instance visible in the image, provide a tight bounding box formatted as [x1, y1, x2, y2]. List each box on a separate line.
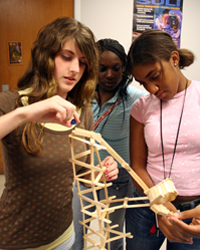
[167, 205, 200, 242]
[157, 202, 193, 244]
[24, 95, 80, 126]
[0, 95, 80, 140]
[101, 156, 119, 181]
[83, 157, 118, 187]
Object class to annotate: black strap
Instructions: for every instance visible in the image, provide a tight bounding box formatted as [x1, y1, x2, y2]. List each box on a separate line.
[160, 79, 188, 179]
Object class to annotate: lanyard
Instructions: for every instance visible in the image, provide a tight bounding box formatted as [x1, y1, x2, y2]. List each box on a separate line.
[160, 79, 188, 179]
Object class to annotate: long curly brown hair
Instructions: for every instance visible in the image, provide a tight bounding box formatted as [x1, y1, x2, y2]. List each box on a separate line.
[16, 17, 99, 154]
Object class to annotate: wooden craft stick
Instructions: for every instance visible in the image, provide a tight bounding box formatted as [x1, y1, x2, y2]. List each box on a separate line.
[79, 220, 106, 241]
[69, 127, 178, 249]
[72, 128, 149, 191]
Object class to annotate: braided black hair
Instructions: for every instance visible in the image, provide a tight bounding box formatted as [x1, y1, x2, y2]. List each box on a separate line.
[95, 39, 133, 131]
[96, 38, 133, 101]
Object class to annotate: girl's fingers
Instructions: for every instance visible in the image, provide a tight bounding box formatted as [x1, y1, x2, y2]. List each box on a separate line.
[99, 156, 119, 181]
[102, 157, 112, 167]
[72, 111, 80, 123]
[105, 164, 119, 181]
[36, 96, 80, 126]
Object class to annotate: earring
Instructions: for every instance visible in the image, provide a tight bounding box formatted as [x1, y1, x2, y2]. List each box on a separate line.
[174, 63, 177, 66]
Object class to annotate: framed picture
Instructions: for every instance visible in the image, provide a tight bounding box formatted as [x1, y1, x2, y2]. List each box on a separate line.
[8, 41, 22, 64]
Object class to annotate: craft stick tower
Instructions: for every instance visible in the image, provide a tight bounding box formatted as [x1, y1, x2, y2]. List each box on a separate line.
[69, 128, 178, 250]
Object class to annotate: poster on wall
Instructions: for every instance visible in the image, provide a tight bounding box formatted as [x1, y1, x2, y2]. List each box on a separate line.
[132, 0, 183, 48]
[8, 42, 22, 64]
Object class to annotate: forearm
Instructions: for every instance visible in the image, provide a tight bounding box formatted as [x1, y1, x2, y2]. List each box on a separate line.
[0, 96, 81, 140]
[0, 107, 27, 139]
[130, 116, 154, 194]
[132, 167, 155, 195]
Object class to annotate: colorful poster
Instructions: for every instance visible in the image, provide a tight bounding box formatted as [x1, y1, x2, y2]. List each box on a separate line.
[8, 42, 22, 64]
[132, 0, 183, 48]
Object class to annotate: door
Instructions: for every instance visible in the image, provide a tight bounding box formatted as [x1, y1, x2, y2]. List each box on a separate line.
[0, 0, 74, 174]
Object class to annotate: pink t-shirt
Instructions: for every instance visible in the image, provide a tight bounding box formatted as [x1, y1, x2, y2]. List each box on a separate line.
[131, 80, 200, 196]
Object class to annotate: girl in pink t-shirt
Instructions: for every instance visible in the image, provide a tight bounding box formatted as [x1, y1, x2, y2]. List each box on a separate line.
[125, 29, 200, 250]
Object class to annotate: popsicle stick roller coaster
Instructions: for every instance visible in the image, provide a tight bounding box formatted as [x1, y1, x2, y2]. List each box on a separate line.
[69, 128, 177, 250]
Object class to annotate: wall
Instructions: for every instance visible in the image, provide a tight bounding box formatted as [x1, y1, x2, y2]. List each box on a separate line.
[0, 0, 74, 92]
[75, 0, 200, 89]
[75, 0, 133, 53]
